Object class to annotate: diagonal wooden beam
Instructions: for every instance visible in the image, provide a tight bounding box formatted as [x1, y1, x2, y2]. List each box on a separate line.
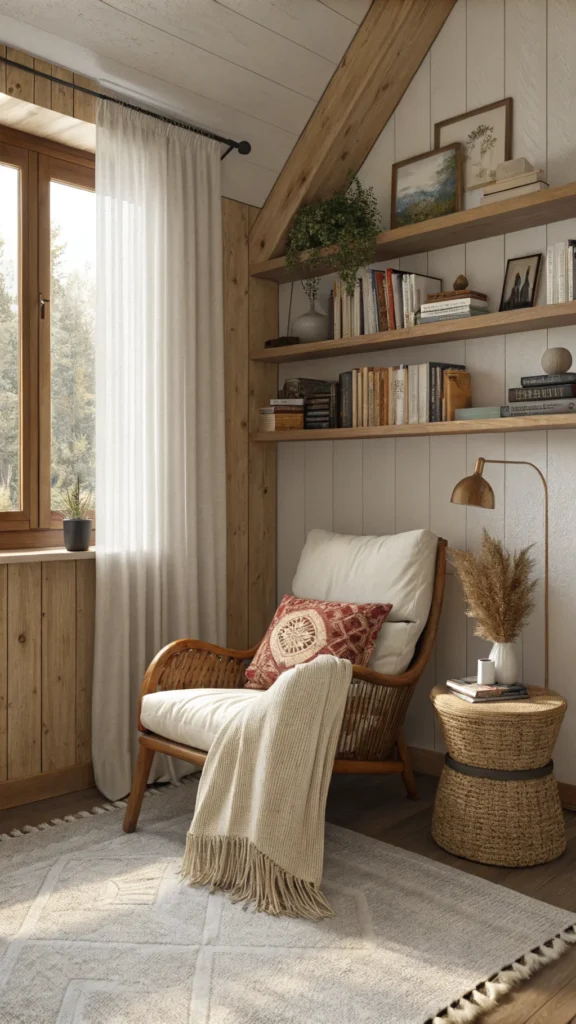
[249, 0, 456, 263]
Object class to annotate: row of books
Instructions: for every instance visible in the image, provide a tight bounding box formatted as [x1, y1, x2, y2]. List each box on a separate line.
[339, 364, 471, 427]
[447, 677, 528, 703]
[546, 240, 576, 304]
[329, 271, 442, 337]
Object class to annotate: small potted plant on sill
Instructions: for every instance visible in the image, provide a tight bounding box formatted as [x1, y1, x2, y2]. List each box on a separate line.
[450, 529, 537, 685]
[61, 477, 93, 552]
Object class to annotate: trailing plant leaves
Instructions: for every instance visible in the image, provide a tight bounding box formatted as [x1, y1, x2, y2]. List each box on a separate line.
[285, 175, 381, 296]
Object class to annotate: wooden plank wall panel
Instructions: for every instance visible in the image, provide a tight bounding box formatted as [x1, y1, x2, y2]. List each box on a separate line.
[51, 66, 74, 117]
[41, 562, 77, 771]
[0, 44, 98, 124]
[223, 198, 250, 649]
[33, 59, 52, 109]
[76, 559, 95, 765]
[0, 557, 96, 807]
[7, 563, 42, 779]
[248, 207, 278, 646]
[5, 49, 34, 102]
[275, 0, 576, 787]
[0, 565, 6, 781]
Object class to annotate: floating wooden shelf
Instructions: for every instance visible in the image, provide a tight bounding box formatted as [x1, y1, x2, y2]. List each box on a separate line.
[250, 182, 576, 284]
[251, 302, 576, 364]
[251, 414, 576, 442]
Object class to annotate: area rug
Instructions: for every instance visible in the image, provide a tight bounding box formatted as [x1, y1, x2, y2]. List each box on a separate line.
[1, 780, 574, 1024]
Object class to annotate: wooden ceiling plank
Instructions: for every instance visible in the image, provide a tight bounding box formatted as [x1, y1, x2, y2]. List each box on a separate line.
[249, 0, 457, 263]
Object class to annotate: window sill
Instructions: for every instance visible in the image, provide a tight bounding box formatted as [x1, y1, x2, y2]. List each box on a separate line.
[0, 547, 95, 565]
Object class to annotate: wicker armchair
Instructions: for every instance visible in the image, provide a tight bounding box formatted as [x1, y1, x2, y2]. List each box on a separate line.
[123, 539, 447, 833]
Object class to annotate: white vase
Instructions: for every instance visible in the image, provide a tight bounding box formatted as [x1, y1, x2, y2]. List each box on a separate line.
[489, 642, 518, 685]
[292, 299, 329, 343]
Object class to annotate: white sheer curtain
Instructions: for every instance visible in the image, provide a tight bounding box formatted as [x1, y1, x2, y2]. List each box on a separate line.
[92, 102, 226, 800]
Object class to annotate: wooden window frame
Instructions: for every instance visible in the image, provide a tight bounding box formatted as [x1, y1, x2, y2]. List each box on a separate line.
[0, 126, 95, 551]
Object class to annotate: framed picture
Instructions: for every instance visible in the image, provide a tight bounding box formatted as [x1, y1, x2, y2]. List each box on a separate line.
[499, 254, 542, 311]
[391, 144, 463, 229]
[434, 98, 512, 191]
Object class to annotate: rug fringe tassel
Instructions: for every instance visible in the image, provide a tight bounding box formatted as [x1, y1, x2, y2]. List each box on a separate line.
[0, 776, 198, 841]
[428, 924, 576, 1024]
[182, 833, 334, 921]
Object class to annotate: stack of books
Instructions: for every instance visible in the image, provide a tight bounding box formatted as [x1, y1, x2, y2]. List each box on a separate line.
[546, 240, 576, 303]
[418, 289, 488, 323]
[456, 370, 576, 421]
[270, 382, 338, 434]
[330, 270, 441, 338]
[258, 398, 304, 432]
[339, 362, 471, 427]
[305, 385, 338, 429]
[447, 676, 528, 703]
[481, 169, 548, 205]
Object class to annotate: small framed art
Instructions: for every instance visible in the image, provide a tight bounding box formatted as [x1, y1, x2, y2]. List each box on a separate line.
[391, 144, 463, 229]
[434, 98, 512, 191]
[499, 253, 542, 311]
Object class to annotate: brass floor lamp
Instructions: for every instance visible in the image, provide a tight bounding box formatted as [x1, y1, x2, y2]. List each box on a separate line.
[450, 457, 549, 688]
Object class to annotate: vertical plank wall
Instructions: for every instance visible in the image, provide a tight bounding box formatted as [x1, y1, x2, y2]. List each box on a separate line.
[276, 0, 576, 787]
[0, 558, 95, 809]
[0, 44, 97, 121]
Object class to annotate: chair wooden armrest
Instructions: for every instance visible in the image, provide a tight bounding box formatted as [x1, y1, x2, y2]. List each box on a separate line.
[137, 638, 259, 730]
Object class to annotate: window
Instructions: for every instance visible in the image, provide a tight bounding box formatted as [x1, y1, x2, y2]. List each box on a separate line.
[0, 129, 95, 547]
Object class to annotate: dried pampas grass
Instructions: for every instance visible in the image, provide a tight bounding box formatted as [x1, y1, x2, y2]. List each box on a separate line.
[449, 529, 537, 643]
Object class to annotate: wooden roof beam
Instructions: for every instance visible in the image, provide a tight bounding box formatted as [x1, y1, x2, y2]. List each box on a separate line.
[249, 0, 456, 263]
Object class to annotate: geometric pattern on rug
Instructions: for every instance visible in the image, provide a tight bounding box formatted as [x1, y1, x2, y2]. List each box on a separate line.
[0, 783, 573, 1024]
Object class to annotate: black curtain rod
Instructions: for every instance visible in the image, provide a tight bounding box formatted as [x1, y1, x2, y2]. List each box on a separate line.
[0, 56, 251, 159]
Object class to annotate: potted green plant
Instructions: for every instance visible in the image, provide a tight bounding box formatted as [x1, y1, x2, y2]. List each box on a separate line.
[61, 477, 93, 552]
[285, 174, 381, 318]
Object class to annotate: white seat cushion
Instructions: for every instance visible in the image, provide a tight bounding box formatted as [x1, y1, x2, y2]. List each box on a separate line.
[141, 687, 261, 751]
[291, 528, 438, 675]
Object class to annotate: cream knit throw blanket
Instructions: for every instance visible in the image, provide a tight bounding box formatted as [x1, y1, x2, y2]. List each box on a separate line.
[182, 655, 352, 919]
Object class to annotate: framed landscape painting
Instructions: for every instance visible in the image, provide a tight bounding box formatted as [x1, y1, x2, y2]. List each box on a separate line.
[434, 98, 512, 191]
[391, 144, 463, 229]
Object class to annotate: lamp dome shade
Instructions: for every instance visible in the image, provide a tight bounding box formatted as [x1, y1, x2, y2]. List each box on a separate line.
[450, 472, 495, 509]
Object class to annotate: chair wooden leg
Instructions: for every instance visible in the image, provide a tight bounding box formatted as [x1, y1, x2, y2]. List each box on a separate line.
[397, 729, 419, 801]
[123, 741, 155, 833]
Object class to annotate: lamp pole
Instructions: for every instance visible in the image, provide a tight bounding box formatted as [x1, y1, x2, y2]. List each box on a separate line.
[476, 459, 549, 689]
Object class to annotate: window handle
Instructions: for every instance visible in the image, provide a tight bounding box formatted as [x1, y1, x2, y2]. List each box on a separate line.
[39, 294, 50, 320]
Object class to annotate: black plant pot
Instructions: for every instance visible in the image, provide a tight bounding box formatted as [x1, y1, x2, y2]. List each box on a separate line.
[63, 519, 92, 552]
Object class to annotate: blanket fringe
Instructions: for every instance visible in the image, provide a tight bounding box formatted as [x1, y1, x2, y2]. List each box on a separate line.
[426, 923, 576, 1024]
[182, 833, 334, 920]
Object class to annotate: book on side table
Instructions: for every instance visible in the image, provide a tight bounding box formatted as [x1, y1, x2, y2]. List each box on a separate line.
[447, 676, 528, 703]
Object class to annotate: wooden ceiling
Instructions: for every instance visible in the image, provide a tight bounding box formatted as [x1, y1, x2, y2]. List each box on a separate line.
[0, 0, 371, 205]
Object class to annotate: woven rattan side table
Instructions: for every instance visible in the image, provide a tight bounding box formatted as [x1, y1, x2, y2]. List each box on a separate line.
[431, 685, 566, 867]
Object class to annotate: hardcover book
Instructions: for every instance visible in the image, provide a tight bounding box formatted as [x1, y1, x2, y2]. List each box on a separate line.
[509, 383, 576, 402]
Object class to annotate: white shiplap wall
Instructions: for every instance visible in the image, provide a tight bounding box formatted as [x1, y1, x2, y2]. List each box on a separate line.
[276, 0, 576, 785]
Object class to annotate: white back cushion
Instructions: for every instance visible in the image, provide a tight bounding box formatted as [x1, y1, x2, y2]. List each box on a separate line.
[291, 529, 438, 675]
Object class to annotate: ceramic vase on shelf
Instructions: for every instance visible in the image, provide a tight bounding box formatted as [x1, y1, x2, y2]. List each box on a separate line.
[292, 299, 329, 343]
[489, 642, 518, 685]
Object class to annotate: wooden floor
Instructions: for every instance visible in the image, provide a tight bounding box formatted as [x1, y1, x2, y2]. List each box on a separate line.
[2, 774, 576, 1023]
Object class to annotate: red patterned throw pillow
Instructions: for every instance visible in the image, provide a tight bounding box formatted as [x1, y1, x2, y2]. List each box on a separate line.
[245, 594, 392, 691]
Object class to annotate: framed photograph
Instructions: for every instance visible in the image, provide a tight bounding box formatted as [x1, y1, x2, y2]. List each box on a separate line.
[391, 144, 463, 229]
[434, 98, 512, 191]
[499, 253, 542, 311]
